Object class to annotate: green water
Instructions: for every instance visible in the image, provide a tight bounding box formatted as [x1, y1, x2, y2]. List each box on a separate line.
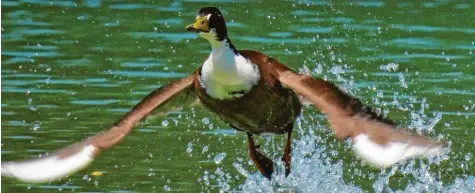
[2, 1, 474, 192]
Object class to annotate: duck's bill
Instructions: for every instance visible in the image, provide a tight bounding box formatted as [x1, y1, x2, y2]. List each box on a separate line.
[1, 143, 99, 183]
[185, 15, 210, 33]
[185, 24, 209, 33]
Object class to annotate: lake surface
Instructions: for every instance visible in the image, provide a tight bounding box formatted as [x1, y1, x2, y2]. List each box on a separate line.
[2, 0, 475, 192]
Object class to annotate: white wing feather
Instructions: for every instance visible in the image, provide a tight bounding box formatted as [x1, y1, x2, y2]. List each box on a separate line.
[1, 145, 97, 182]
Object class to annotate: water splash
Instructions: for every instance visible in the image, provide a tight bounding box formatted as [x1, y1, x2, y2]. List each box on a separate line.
[200, 121, 472, 192]
[197, 64, 473, 193]
[398, 73, 408, 89]
[380, 63, 399, 72]
[214, 153, 227, 164]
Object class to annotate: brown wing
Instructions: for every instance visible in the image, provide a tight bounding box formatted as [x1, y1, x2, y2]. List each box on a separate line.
[275, 66, 447, 167]
[1, 73, 197, 182]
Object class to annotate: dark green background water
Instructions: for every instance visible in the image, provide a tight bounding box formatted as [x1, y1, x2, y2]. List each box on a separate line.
[2, 1, 474, 192]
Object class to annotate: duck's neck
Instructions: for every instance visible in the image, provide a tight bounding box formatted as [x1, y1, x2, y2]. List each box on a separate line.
[209, 38, 237, 55]
[208, 38, 239, 71]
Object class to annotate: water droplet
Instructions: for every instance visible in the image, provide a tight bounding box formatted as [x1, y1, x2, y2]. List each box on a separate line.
[32, 123, 40, 131]
[202, 145, 209, 154]
[214, 152, 226, 164]
[315, 64, 323, 74]
[164, 185, 171, 191]
[202, 118, 210, 125]
[186, 142, 193, 154]
[161, 120, 169, 127]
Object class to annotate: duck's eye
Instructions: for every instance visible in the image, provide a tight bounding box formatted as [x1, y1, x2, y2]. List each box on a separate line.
[201, 21, 205, 24]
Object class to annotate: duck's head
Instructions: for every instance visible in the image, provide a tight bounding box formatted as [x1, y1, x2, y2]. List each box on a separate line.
[186, 7, 228, 42]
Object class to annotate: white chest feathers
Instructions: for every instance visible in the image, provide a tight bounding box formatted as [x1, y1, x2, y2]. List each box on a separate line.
[199, 46, 260, 99]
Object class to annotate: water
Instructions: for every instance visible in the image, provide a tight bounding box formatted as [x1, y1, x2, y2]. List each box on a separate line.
[2, 1, 474, 192]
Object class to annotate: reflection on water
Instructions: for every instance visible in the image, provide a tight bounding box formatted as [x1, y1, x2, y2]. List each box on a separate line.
[2, 1, 474, 192]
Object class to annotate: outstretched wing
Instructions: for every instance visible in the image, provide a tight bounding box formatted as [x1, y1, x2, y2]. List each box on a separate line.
[277, 68, 447, 167]
[2, 74, 197, 182]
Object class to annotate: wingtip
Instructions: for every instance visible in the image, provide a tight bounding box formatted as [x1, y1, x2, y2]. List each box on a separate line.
[2, 163, 13, 177]
[1, 161, 48, 183]
[1, 145, 98, 183]
[352, 134, 448, 167]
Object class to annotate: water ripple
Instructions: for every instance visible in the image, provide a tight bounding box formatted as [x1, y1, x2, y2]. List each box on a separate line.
[71, 99, 121, 105]
[392, 24, 475, 34]
[107, 70, 186, 78]
[129, 32, 196, 42]
[2, 51, 62, 58]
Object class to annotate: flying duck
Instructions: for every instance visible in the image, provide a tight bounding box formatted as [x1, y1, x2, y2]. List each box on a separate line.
[2, 7, 447, 182]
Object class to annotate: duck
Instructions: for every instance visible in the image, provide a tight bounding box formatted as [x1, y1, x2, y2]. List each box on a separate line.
[1, 7, 447, 182]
